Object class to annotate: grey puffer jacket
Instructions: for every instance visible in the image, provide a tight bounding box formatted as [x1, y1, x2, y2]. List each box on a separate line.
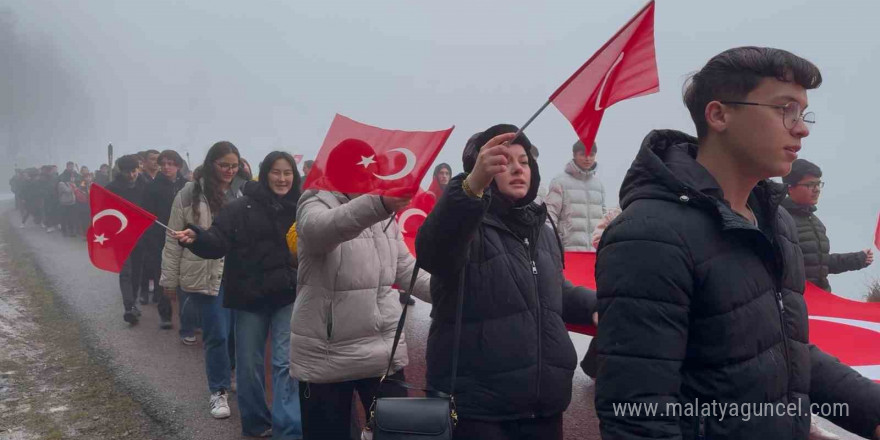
[780, 198, 868, 291]
[292, 191, 431, 384]
[545, 160, 606, 251]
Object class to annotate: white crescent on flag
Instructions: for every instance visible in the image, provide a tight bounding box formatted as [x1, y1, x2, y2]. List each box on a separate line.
[92, 209, 129, 233]
[373, 148, 416, 181]
[398, 208, 428, 234]
[594, 52, 626, 111]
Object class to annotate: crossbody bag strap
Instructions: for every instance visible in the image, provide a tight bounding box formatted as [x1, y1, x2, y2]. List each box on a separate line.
[382, 263, 421, 380]
[381, 257, 466, 396]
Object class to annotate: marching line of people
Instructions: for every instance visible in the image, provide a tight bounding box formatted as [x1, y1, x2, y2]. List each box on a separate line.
[8, 44, 880, 440]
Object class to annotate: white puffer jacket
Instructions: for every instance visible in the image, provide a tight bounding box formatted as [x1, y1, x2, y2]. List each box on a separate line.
[159, 179, 245, 295]
[545, 160, 606, 251]
[292, 191, 431, 384]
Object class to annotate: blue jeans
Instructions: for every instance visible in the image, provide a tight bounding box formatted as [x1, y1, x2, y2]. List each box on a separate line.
[188, 288, 232, 393]
[236, 303, 302, 439]
[178, 289, 202, 338]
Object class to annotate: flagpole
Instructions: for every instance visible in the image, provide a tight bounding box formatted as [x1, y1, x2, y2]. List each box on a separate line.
[513, 99, 552, 139]
[155, 220, 176, 234]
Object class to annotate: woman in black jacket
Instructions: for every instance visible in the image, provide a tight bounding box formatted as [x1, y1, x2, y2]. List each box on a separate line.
[175, 151, 303, 439]
[416, 124, 596, 440]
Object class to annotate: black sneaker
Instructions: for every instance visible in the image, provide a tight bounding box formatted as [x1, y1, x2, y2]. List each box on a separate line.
[123, 309, 139, 325]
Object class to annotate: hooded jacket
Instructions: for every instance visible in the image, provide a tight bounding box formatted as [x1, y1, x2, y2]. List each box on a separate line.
[594, 130, 880, 440]
[417, 124, 596, 421]
[291, 191, 431, 383]
[160, 177, 246, 296]
[780, 198, 868, 291]
[185, 180, 299, 311]
[545, 160, 606, 251]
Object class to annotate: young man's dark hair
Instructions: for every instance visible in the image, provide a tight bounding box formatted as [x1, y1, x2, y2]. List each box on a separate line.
[683, 46, 822, 139]
[117, 155, 140, 173]
[157, 150, 184, 168]
[595, 47, 880, 440]
[782, 157, 822, 186]
[572, 140, 597, 154]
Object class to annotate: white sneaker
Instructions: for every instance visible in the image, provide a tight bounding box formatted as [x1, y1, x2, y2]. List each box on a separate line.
[210, 390, 231, 419]
[46, 226, 56, 233]
[810, 418, 841, 440]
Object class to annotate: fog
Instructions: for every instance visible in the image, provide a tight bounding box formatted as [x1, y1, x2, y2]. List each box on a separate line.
[1, 0, 877, 297]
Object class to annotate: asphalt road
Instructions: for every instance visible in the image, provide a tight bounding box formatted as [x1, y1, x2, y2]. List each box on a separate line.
[9, 206, 863, 440]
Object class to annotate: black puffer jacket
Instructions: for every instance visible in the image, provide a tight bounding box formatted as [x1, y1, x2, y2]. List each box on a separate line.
[143, 173, 187, 251]
[595, 130, 880, 440]
[417, 174, 595, 422]
[186, 181, 298, 312]
[780, 198, 867, 291]
[105, 176, 146, 207]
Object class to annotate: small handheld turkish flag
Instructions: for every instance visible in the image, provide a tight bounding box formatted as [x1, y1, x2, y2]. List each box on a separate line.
[87, 184, 157, 273]
[550, 0, 658, 153]
[303, 114, 454, 197]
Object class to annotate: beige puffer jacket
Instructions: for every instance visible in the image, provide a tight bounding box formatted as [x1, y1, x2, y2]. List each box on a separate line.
[291, 191, 431, 384]
[159, 179, 244, 295]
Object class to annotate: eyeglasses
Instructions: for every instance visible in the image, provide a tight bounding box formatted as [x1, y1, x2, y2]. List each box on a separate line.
[792, 181, 824, 190]
[214, 161, 240, 171]
[720, 101, 815, 130]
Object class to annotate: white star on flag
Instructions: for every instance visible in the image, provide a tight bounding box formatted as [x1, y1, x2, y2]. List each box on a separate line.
[93, 233, 108, 245]
[357, 155, 376, 169]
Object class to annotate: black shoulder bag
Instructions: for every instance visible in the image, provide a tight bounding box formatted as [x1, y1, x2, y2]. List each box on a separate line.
[362, 263, 465, 440]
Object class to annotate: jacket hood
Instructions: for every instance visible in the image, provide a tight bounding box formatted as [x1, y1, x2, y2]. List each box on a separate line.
[620, 129, 788, 224]
[462, 124, 541, 208]
[564, 160, 597, 180]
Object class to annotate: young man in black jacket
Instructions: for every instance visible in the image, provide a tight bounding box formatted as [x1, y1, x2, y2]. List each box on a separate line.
[594, 47, 880, 440]
[106, 155, 148, 324]
[142, 149, 188, 327]
[781, 159, 873, 292]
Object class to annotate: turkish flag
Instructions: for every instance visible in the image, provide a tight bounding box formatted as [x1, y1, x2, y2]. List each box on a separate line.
[303, 114, 454, 197]
[550, 1, 658, 152]
[563, 252, 598, 336]
[397, 187, 438, 239]
[87, 184, 157, 273]
[804, 282, 880, 383]
[293, 154, 303, 165]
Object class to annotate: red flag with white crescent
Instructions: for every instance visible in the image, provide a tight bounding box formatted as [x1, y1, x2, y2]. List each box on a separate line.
[303, 114, 454, 197]
[550, 1, 658, 152]
[87, 184, 157, 273]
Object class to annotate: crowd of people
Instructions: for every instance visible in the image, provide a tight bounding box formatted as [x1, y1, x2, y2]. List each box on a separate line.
[8, 45, 880, 440]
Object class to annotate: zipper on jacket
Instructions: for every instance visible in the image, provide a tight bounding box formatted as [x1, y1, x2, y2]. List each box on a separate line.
[327, 299, 334, 341]
[697, 415, 706, 439]
[523, 237, 542, 405]
[775, 290, 791, 389]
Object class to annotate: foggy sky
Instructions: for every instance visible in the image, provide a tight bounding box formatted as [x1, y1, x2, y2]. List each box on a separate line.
[1, 0, 878, 297]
